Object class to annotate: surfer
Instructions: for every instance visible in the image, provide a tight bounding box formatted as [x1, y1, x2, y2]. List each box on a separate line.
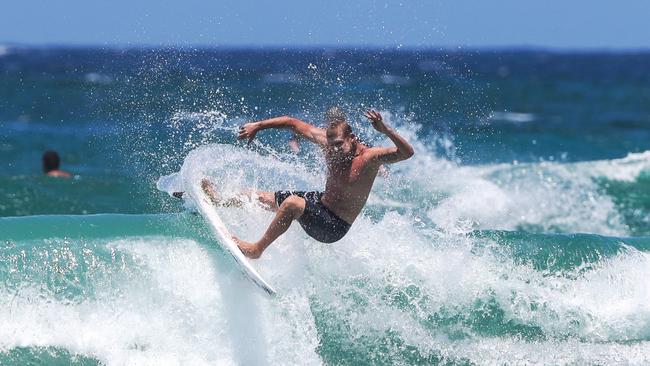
[200, 107, 414, 259]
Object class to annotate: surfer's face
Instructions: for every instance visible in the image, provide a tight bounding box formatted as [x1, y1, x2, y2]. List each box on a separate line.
[326, 126, 356, 162]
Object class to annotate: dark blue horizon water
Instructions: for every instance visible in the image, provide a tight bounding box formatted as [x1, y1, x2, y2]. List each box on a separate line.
[2, 46, 650, 218]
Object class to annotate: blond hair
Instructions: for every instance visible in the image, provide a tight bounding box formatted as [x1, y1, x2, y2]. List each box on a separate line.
[325, 107, 347, 124]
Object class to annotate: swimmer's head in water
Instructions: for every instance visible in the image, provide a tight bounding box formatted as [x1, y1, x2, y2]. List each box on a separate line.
[325, 107, 357, 161]
[42, 150, 61, 173]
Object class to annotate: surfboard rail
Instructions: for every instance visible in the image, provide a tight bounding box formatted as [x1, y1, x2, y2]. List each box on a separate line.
[189, 185, 276, 296]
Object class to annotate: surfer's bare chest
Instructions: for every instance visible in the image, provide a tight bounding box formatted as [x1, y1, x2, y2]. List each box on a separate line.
[324, 156, 378, 199]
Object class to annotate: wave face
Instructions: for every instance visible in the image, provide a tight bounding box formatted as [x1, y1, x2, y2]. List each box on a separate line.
[3, 213, 650, 365]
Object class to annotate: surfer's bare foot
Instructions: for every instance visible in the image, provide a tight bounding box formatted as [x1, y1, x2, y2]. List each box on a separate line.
[172, 191, 184, 199]
[201, 178, 221, 204]
[232, 235, 262, 259]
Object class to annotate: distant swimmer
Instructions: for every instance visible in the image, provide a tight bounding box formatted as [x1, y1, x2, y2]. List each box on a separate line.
[42, 150, 72, 178]
[203, 107, 414, 259]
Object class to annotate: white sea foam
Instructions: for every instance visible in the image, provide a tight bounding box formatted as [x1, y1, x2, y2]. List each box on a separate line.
[84, 72, 113, 84]
[488, 111, 536, 123]
[4, 222, 650, 364]
[5, 110, 650, 364]
[0, 237, 321, 365]
[3, 188, 650, 364]
[361, 118, 650, 235]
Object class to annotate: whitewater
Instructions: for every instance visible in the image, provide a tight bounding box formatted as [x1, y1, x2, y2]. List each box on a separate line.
[3, 111, 650, 365]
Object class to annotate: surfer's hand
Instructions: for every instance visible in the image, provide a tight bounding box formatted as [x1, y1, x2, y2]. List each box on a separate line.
[364, 109, 389, 134]
[238, 122, 259, 144]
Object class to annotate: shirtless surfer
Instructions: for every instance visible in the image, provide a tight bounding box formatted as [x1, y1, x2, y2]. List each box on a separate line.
[201, 107, 414, 259]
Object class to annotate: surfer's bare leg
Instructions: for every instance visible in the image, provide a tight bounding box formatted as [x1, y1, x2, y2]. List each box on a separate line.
[201, 178, 223, 204]
[199, 179, 277, 211]
[250, 191, 278, 211]
[233, 195, 305, 259]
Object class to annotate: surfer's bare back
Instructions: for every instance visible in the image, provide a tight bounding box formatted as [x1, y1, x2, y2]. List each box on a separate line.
[204, 107, 414, 259]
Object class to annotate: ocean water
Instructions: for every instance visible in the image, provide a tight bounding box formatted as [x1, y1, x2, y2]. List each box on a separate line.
[1, 46, 650, 365]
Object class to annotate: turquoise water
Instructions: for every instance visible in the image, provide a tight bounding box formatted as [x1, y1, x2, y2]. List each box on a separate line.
[2, 47, 650, 364]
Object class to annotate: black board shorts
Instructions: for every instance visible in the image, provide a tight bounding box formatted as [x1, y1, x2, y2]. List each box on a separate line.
[275, 190, 351, 243]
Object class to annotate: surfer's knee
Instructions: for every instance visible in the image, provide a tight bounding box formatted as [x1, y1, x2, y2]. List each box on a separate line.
[278, 195, 305, 218]
[256, 191, 277, 210]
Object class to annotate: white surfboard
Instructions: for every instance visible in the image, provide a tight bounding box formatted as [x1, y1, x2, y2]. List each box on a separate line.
[188, 183, 276, 296]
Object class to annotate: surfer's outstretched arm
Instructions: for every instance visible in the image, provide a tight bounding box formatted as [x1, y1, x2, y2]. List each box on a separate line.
[362, 109, 414, 164]
[238, 116, 327, 146]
